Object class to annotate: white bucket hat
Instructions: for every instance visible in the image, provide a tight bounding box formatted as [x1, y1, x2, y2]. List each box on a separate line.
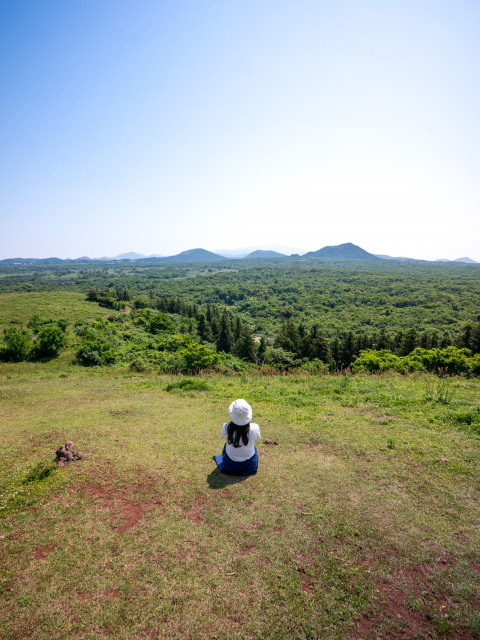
[229, 399, 252, 426]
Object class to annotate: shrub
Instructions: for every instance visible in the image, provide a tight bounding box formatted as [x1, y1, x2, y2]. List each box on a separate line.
[133, 298, 149, 309]
[165, 378, 209, 392]
[56, 318, 69, 332]
[352, 349, 400, 373]
[264, 346, 298, 370]
[148, 313, 177, 334]
[34, 325, 66, 357]
[28, 313, 52, 332]
[75, 338, 117, 366]
[0, 327, 32, 362]
[179, 343, 219, 372]
[130, 358, 147, 372]
[73, 324, 85, 336]
[216, 351, 251, 372]
[354, 347, 479, 376]
[398, 347, 472, 375]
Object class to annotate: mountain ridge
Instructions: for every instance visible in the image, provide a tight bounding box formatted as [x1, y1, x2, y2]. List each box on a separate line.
[1, 246, 479, 265]
[303, 243, 383, 261]
[244, 250, 286, 259]
[137, 248, 228, 263]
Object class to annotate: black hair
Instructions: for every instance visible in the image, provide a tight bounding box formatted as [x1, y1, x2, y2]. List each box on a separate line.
[226, 421, 250, 448]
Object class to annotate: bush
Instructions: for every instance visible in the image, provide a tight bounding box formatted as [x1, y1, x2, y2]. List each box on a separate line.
[150, 351, 185, 373]
[0, 327, 32, 362]
[165, 378, 209, 392]
[216, 351, 251, 372]
[163, 334, 196, 352]
[352, 349, 400, 373]
[34, 325, 66, 357]
[398, 347, 472, 375]
[130, 358, 147, 372]
[265, 346, 297, 368]
[75, 338, 117, 366]
[133, 298, 149, 309]
[28, 313, 52, 332]
[56, 318, 69, 332]
[179, 343, 219, 372]
[353, 347, 479, 376]
[148, 313, 177, 334]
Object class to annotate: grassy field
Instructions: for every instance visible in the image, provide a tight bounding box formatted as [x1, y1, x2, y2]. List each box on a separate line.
[1, 365, 479, 640]
[0, 292, 115, 332]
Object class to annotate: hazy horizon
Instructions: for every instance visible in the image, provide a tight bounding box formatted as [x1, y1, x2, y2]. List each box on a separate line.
[1, 241, 479, 263]
[1, 1, 479, 261]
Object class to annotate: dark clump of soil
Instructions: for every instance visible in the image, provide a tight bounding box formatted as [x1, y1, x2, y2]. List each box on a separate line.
[55, 441, 83, 463]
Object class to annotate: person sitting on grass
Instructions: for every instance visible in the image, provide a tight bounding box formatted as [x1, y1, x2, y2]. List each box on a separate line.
[213, 399, 261, 476]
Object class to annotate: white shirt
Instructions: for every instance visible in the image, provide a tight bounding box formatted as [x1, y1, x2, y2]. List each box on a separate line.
[221, 422, 261, 462]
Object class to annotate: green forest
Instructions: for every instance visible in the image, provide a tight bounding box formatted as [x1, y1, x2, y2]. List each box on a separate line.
[1, 258, 479, 374]
[1, 258, 479, 337]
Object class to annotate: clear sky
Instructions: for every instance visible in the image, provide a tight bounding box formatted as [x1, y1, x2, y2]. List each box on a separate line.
[1, 0, 479, 261]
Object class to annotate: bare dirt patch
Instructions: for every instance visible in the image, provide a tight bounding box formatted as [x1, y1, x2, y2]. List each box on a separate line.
[183, 494, 213, 525]
[238, 545, 257, 557]
[83, 469, 161, 534]
[31, 545, 56, 560]
[115, 503, 150, 533]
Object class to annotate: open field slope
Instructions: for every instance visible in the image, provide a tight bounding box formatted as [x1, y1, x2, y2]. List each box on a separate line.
[0, 292, 116, 332]
[1, 367, 479, 639]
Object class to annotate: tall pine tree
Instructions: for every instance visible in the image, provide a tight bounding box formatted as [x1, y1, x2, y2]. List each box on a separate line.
[216, 308, 233, 353]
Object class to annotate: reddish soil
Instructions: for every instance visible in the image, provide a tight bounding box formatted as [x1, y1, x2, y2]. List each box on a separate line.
[351, 553, 479, 639]
[238, 545, 257, 557]
[184, 494, 213, 525]
[77, 588, 120, 602]
[31, 545, 56, 560]
[300, 575, 315, 593]
[86, 476, 160, 534]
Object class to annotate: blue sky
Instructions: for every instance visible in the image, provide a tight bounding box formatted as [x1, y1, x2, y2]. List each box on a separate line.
[1, 0, 479, 260]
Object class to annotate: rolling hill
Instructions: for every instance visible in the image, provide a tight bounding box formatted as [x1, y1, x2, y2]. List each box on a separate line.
[303, 242, 383, 261]
[138, 248, 228, 263]
[243, 250, 286, 259]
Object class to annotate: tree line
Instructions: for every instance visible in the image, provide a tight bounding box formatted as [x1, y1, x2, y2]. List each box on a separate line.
[88, 291, 480, 368]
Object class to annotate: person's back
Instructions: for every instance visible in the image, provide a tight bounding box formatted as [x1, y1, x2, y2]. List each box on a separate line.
[221, 421, 261, 462]
[213, 399, 260, 475]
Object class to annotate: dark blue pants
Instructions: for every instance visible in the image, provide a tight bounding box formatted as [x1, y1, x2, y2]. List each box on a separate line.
[213, 444, 258, 475]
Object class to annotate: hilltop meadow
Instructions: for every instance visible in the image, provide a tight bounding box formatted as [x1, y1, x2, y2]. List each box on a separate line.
[0, 259, 480, 639]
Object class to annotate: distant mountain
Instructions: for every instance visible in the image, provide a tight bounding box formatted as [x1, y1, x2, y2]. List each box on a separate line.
[0, 257, 66, 265]
[454, 257, 478, 264]
[93, 252, 163, 261]
[374, 254, 417, 262]
[303, 243, 383, 261]
[435, 257, 479, 264]
[214, 243, 305, 257]
[244, 250, 286, 259]
[138, 248, 228, 263]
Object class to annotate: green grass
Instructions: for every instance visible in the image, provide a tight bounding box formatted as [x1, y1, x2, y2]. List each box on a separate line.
[0, 292, 116, 332]
[0, 366, 479, 639]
